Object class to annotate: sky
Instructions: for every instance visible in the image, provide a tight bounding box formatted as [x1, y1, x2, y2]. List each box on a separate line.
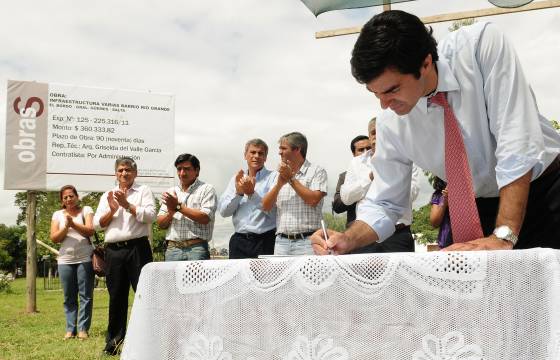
[1, 0, 559, 248]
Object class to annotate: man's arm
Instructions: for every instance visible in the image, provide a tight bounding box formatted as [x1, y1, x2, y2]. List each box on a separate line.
[290, 179, 325, 207]
[178, 185, 217, 225]
[332, 172, 351, 214]
[410, 165, 420, 203]
[156, 188, 175, 229]
[218, 173, 244, 217]
[137, 187, 156, 223]
[290, 166, 327, 207]
[444, 170, 531, 251]
[311, 220, 379, 255]
[262, 172, 285, 211]
[156, 212, 174, 229]
[445, 25, 542, 251]
[340, 156, 372, 205]
[98, 191, 119, 229]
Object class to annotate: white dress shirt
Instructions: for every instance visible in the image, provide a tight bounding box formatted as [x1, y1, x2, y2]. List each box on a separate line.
[340, 150, 419, 227]
[358, 22, 560, 241]
[94, 182, 156, 243]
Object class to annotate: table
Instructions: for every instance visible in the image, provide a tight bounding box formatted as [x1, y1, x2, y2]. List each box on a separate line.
[121, 249, 560, 359]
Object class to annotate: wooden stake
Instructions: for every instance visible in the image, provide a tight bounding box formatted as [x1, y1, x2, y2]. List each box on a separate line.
[26, 191, 37, 313]
[315, 0, 560, 38]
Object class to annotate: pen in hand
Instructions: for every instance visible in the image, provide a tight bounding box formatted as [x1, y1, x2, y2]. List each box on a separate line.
[320, 219, 333, 255]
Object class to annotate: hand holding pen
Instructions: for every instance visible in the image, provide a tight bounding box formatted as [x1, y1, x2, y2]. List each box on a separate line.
[320, 220, 333, 255]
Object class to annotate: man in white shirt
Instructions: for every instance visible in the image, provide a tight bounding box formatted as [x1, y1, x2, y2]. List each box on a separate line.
[332, 134, 371, 227]
[312, 10, 560, 254]
[94, 157, 155, 355]
[341, 117, 419, 253]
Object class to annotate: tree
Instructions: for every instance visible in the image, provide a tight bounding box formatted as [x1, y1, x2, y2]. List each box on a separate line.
[411, 204, 439, 245]
[152, 197, 167, 257]
[0, 224, 26, 273]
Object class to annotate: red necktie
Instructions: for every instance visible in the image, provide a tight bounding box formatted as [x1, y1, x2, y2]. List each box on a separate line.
[431, 92, 483, 243]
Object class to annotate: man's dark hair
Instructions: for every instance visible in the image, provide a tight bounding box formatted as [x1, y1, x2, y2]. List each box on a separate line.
[174, 153, 200, 170]
[350, 135, 369, 154]
[351, 10, 439, 84]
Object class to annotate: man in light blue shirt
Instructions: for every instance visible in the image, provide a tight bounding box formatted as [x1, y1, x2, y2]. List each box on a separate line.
[312, 10, 560, 254]
[218, 139, 277, 258]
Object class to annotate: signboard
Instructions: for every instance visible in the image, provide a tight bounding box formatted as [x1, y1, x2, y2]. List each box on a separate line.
[4, 80, 175, 192]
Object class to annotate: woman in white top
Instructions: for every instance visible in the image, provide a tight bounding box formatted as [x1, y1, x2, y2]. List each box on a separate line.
[50, 185, 95, 340]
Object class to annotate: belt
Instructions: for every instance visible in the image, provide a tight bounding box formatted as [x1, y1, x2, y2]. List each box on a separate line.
[167, 238, 206, 249]
[541, 154, 560, 178]
[279, 231, 315, 240]
[395, 223, 410, 231]
[107, 236, 147, 249]
[235, 228, 276, 240]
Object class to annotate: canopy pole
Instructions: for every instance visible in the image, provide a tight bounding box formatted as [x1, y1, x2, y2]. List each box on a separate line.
[316, 0, 560, 38]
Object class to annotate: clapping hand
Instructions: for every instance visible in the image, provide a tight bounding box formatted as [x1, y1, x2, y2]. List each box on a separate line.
[162, 191, 179, 211]
[235, 170, 245, 195]
[278, 161, 293, 185]
[114, 189, 130, 209]
[107, 191, 119, 213]
[240, 175, 255, 195]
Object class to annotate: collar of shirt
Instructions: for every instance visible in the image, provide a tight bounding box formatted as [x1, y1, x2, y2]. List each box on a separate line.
[182, 178, 202, 195]
[248, 166, 271, 181]
[112, 182, 141, 193]
[295, 159, 311, 178]
[418, 59, 461, 114]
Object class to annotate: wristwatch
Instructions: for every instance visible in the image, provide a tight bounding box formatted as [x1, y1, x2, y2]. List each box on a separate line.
[175, 204, 182, 212]
[493, 225, 518, 247]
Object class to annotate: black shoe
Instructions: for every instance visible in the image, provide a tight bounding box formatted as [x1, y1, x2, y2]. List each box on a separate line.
[102, 345, 118, 356]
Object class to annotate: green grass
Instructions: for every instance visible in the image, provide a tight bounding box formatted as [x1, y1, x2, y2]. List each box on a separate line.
[0, 278, 134, 360]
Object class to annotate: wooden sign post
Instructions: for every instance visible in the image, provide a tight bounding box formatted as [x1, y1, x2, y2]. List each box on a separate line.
[26, 191, 37, 313]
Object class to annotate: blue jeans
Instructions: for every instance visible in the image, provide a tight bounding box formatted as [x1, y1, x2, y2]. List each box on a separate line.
[274, 235, 314, 256]
[165, 242, 210, 261]
[58, 262, 94, 334]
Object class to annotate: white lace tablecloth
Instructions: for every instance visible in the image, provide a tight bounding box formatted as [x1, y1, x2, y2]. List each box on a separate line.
[121, 249, 560, 359]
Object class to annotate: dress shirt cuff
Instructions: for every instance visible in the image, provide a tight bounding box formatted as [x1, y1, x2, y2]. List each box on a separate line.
[135, 205, 156, 223]
[199, 207, 216, 221]
[356, 209, 395, 243]
[218, 193, 242, 217]
[496, 154, 540, 189]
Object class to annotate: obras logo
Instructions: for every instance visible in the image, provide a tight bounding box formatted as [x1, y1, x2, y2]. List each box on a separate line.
[12, 96, 44, 162]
